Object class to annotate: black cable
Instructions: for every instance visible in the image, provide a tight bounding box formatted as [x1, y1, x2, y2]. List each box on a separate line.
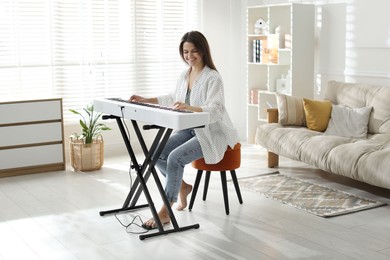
[114, 213, 148, 234]
[120, 107, 133, 189]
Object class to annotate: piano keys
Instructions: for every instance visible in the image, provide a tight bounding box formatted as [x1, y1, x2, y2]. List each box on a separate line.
[93, 98, 210, 130]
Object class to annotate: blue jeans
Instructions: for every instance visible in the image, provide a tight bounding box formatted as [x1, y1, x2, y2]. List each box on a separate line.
[156, 129, 203, 202]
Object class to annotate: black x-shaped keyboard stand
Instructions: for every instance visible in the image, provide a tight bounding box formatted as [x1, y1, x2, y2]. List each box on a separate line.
[99, 115, 199, 240]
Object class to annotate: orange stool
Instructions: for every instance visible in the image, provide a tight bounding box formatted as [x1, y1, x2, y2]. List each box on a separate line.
[189, 143, 243, 215]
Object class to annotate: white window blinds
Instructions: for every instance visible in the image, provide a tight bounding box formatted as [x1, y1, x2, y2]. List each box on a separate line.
[0, 0, 52, 98]
[0, 0, 199, 124]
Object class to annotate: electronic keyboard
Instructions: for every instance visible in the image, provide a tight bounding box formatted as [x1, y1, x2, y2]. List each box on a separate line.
[93, 98, 210, 130]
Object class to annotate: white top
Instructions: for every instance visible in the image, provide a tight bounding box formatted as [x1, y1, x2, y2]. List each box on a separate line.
[157, 66, 240, 164]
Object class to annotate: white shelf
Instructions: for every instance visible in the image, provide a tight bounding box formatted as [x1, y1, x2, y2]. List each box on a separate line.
[246, 3, 315, 143]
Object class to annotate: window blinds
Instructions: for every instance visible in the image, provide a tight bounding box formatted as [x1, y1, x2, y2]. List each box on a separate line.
[0, 0, 52, 98]
[0, 0, 199, 124]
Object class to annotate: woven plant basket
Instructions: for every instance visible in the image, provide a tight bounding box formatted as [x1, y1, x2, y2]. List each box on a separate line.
[70, 135, 104, 171]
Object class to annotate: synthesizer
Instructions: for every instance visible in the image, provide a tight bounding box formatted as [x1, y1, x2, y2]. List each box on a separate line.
[93, 98, 210, 130]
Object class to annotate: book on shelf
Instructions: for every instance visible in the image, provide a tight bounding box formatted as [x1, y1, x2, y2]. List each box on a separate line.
[285, 34, 291, 49]
[252, 39, 262, 63]
[250, 88, 260, 104]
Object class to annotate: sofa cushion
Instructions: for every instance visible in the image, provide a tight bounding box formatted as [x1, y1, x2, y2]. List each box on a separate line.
[325, 138, 388, 184]
[276, 93, 306, 126]
[302, 98, 332, 132]
[325, 104, 372, 138]
[325, 81, 390, 134]
[255, 123, 321, 160]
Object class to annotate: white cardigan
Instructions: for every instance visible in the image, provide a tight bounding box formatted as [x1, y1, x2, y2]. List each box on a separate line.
[157, 66, 239, 164]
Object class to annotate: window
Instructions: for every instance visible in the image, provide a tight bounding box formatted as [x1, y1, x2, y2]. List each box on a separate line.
[0, 0, 200, 124]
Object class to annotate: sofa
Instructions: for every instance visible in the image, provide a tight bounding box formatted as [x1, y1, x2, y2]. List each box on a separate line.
[256, 80, 390, 190]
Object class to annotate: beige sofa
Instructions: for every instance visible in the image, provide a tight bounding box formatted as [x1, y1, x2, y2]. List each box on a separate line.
[256, 81, 390, 189]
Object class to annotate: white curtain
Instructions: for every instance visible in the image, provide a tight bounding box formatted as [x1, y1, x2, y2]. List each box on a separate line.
[0, 0, 200, 124]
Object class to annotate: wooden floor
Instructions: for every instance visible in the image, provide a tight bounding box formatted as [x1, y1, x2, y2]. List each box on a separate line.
[1, 144, 389, 260]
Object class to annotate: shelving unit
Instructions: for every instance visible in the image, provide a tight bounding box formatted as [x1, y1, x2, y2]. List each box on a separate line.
[246, 3, 315, 143]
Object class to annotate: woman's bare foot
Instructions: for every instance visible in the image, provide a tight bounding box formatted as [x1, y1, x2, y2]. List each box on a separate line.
[176, 181, 193, 211]
[142, 204, 172, 230]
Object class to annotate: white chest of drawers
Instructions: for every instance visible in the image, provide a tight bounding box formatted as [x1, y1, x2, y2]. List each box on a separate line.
[0, 98, 65, 177]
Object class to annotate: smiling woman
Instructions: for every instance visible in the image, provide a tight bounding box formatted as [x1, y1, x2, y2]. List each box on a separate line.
[129, 30, 240, 230]
[0, 0, 200, 125]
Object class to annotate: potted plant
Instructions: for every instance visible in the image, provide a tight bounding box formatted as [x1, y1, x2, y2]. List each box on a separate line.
[69, 103, 111, 171]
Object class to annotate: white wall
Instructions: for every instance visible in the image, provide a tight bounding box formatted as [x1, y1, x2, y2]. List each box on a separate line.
[201, 0, 247, 141]
[340, 0, 390, 85]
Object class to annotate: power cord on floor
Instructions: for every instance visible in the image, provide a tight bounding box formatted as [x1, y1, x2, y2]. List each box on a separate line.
[114, 213, 149, 234]
[114, 153, 149, 234]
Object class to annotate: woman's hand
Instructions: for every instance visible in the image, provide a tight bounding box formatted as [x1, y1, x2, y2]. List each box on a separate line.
[129, 95, 145, 102]
[173, 101, 188, 110]
[173, 102, 202, 112]
[129, 95, 158, 104]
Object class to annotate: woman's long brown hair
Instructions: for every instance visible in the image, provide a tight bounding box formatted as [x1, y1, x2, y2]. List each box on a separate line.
[179, 31, 217, 71]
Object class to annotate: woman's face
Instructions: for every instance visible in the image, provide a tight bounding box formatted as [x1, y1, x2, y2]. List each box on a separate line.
[183, 42, 203, 67]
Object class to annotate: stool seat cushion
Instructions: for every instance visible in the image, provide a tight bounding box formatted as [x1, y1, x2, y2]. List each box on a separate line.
[192, 143, 241, 171]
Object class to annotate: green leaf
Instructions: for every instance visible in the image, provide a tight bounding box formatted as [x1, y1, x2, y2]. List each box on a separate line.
[70, 102, 111, 144]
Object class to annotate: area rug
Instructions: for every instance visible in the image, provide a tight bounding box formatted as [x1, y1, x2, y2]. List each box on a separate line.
[238, 172, 387, 217]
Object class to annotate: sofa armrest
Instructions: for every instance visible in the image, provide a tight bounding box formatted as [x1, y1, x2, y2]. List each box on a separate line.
[265, 108, 279, 167]
[266, 108, 278, 123]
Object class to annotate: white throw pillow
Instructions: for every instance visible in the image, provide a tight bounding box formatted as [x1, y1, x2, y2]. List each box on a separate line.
[276, 93, 306, 126]
[325, 104, 372, 138]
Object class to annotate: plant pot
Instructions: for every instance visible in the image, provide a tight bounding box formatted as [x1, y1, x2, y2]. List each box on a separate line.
[70, 135, 104, 171]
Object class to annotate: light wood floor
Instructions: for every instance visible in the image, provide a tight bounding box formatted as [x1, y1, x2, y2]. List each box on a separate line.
[1, 144, 389, 260]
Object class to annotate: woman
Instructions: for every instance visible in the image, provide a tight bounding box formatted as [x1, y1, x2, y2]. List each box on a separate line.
[130, 31, 239, 229]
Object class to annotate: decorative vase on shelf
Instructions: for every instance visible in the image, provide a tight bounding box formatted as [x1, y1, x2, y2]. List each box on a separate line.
[254, 18, 268, 35]
[276, 75, 287, 94]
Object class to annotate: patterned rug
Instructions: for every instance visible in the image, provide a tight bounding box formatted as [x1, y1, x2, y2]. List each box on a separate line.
[238, 172, 387, 217]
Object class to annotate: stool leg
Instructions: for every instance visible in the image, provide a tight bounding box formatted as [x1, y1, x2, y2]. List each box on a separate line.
[202, 171, 211, 201]
[230, 170, 243, 204]
[189, 170, 203, 211]
[220, 171, 229, 215]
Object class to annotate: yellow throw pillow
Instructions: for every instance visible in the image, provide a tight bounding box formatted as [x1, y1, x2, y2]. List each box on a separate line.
[302, 98, 332, 132]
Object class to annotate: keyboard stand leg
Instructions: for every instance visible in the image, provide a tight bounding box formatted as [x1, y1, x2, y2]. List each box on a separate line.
[131, 121, 200, 240]
[99, 117, 200, 240]
[99, 117, 150, 216]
